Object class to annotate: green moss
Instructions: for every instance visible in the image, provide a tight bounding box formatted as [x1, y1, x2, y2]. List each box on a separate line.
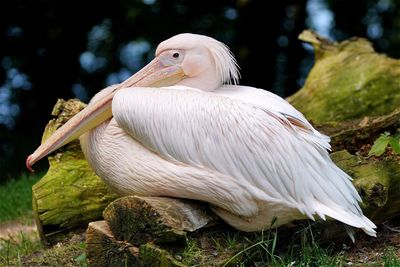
[139, 243, 186, 267]
[288, 31, 400, 124]
[33, 156, 116, 228]
[330, 150, 400, 223]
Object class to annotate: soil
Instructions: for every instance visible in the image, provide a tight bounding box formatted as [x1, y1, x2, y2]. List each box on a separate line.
[343, 221, 400, 266]
[0, 219, 37, 240]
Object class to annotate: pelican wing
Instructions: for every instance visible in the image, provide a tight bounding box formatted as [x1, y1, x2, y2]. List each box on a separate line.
[214, 85, 331, 151]
[112, 86, 370, 230]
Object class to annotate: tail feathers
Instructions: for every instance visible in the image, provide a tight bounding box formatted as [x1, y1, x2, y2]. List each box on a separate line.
[313, 202, 376, 237]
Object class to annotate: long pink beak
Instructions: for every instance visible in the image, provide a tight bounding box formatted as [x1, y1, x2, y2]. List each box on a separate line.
[26, 57, 185, 171]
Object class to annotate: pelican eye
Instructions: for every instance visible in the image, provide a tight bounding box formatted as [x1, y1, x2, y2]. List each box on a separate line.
[172, 52, 180, 59]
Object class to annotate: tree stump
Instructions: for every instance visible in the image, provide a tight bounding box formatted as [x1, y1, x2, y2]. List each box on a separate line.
[102, 196, 218, 245]
[86, 220, 187, 267]
[86, 220, 140, 267]
[86, 196, 221, 267]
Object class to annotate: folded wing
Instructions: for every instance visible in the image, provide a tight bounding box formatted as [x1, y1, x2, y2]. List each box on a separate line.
[112, 86, 375, 235]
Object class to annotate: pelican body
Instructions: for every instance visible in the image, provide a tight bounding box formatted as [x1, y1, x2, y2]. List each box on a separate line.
[27, 33, 376, 237]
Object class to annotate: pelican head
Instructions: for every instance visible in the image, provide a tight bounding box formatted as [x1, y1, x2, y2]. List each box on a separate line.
[26, 33, 239, 170]
[156, 33, 239, 91]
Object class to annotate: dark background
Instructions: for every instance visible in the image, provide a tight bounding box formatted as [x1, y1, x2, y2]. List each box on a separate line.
[1, 0, 400, 181]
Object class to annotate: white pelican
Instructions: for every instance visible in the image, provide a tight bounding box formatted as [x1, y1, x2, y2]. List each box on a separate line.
[27, 33, 376, 237]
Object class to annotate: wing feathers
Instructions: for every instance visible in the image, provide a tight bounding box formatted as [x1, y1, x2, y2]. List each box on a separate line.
[112, 85, 375, 235]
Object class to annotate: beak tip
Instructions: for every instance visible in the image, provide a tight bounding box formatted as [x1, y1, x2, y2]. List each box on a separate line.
[26, 155, 35, 173]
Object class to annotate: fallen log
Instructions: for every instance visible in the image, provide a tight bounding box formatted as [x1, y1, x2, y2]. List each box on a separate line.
[285, 31, 400, 225]
[33, 99, 400, 245]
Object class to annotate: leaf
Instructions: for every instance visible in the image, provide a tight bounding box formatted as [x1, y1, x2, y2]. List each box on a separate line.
[369, 133, 391, 157]
[389, 136, 400, 155]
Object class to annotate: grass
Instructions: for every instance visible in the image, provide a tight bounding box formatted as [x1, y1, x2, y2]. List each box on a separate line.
[0, 173, 42, 222]
[181, 239, 206, 266]
[0, 232, 42, 266]
[223, 230, 280, 266]
[0, 232, 87, 267]
[179, 225, 350, 267]
[220, 224, 400, 267]
[1, 174, 400, 266]
[382, 247, 400, 267]
[278, 243, 344, 267]
[0, 172, 87, 266]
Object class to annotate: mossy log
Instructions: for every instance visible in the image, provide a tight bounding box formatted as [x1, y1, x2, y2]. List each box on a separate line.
[32, 99, 118, 245]
[289, 31, 400, 152]
[288, 30, 400, 125]
[332, 150, 400, 223]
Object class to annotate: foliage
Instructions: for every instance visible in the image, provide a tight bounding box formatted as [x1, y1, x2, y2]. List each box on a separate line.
[369, 132, 400, 157]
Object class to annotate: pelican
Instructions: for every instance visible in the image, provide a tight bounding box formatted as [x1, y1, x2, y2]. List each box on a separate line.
[27, 33, 376, 237]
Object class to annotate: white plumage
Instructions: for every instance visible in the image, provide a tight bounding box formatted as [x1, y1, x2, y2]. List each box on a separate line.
[28, 33, 376, 237]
